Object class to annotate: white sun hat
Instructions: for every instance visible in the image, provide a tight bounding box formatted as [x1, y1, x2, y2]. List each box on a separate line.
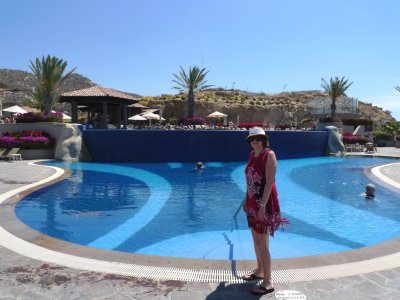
[246, 127, 267, 143]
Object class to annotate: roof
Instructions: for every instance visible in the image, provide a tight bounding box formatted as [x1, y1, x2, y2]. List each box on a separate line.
[60, 86, 139, 102]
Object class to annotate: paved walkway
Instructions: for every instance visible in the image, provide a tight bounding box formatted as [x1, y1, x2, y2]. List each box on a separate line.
[1, 150, 400, 299]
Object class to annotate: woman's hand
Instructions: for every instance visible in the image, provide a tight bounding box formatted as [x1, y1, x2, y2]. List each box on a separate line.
[257, 205, 266, 220]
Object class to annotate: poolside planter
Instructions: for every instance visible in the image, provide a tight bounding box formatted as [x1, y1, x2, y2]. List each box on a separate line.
[19, 149, 54, 160]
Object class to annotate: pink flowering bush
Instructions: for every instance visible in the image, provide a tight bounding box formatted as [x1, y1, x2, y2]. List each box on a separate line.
[239, 122, 264, 129]
[178, 116, 206, 125]
[342, 132, 369, 145]
[0, 130, 55, 149]
[275, 123, 293, 130]
[15, 112, 62, 123]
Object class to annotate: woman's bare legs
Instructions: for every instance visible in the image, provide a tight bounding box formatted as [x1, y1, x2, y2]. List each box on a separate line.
[251, 229, 263, 277]
[251, 228, 272, 288]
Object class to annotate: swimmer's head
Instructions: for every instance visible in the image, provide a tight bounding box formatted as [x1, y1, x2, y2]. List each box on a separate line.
[365, 183, 375, 197]
[196, 161, 203, 169]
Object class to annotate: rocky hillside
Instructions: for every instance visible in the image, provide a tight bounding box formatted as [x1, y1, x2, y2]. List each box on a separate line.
[0, 69, 395, 125]
[141, 89, 396, 126]
[0, 69, 143, 110]
[0, 69, 96, 109]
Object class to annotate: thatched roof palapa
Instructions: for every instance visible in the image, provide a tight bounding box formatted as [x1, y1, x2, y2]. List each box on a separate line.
[59, 86, 140, 128]
[60, 86, 139, 104]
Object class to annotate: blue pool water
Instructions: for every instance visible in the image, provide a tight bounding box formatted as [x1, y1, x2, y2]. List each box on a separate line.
[15, 157, 400, 260]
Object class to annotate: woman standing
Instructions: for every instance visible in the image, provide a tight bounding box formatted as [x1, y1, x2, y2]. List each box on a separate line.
[242, 127, 288, 296]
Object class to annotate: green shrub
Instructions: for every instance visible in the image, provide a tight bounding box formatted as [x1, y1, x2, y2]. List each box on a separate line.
[319, 115, 341, 122]
[381, 121, 400, 134]
[342, 118, 373, 126]
[373, 131, 393, 140]
[169, 117, 177, 125]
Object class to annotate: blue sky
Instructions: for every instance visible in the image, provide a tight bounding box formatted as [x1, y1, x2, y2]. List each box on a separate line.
[1, 0, 399, 120]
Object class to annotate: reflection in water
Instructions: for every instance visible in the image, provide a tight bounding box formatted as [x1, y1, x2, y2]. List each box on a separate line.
[16, 169, 150, 244]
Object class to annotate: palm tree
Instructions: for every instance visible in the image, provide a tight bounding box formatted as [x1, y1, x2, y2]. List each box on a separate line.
[395, 86, 400, 92]
[172, 66, 213, 118]
[31, 86, 46, 111]
[321, 76, 353, 117]
[29, 55, 76, 114]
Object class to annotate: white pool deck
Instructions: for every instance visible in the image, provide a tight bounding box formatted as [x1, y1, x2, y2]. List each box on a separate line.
[0, 149, 399, 299]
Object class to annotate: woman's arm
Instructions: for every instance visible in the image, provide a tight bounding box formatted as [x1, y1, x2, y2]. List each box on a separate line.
[257, 151, 277, 218]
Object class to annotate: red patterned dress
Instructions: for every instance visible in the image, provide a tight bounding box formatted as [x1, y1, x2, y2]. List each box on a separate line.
[244, 148, 289, 236]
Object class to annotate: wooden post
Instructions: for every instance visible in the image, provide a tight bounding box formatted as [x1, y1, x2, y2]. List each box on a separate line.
[71, 100, 78, 123]
[102, 102, 108, 128]
[122, 104, 128, 129]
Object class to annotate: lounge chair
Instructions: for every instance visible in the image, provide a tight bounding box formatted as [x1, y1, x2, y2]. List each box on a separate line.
[4, 148, 22, 161]
[345, 144, 353, 153]
[0, 148, 10, 160]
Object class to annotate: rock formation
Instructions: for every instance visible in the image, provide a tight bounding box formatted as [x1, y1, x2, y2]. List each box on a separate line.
[324, 126, 345, 155]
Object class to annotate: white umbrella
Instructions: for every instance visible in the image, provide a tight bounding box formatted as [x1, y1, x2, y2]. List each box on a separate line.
[128, 114, 147, 121]
[51, 110, 71, 120]
[3, 105, 27, 114]
[141, 112, 165, 121]
[62, 113, 72, 120]
[207, 111, 228, 118]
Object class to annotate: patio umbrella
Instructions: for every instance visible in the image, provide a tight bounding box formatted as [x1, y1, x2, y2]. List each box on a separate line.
[207, 111, 228, 118]
[62, 113, 72, 120]
[51, 110, 72, 120]
[128, 114, 147, 121]
[141, 112, 165, 121]
[3, 105, 27, 114]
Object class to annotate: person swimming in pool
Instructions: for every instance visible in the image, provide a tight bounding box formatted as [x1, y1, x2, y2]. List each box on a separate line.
[364, 183, 375, 199]
[188, 161, 204, 173]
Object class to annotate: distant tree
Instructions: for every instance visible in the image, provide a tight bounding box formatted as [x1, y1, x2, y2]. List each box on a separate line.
[29, 55, 76, 114]
[172, 66, 213, 118]
[321, 76, 353, 117]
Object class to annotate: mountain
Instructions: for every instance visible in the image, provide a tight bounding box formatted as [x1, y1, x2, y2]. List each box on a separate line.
[0, 69, 96, 93]
[0, 68, 96, 111]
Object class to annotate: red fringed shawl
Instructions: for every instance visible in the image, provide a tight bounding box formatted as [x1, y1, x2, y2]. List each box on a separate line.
[244, 148, 289, 236]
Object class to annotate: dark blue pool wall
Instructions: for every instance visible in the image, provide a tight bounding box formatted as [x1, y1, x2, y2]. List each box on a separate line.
[82, 130, 328, 162]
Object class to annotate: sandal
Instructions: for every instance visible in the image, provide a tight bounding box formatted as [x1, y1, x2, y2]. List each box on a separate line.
[251, 285, 274, 295]
[241, 273, 263, 281]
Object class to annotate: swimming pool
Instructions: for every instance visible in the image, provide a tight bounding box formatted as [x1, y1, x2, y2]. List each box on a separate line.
[15, 156, 400, 260]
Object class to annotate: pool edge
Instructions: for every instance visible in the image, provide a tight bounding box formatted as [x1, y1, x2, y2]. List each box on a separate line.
[0, 160, 399, 283]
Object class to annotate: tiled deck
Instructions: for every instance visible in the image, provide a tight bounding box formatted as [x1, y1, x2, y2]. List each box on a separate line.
[1, 149, 399, 299]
